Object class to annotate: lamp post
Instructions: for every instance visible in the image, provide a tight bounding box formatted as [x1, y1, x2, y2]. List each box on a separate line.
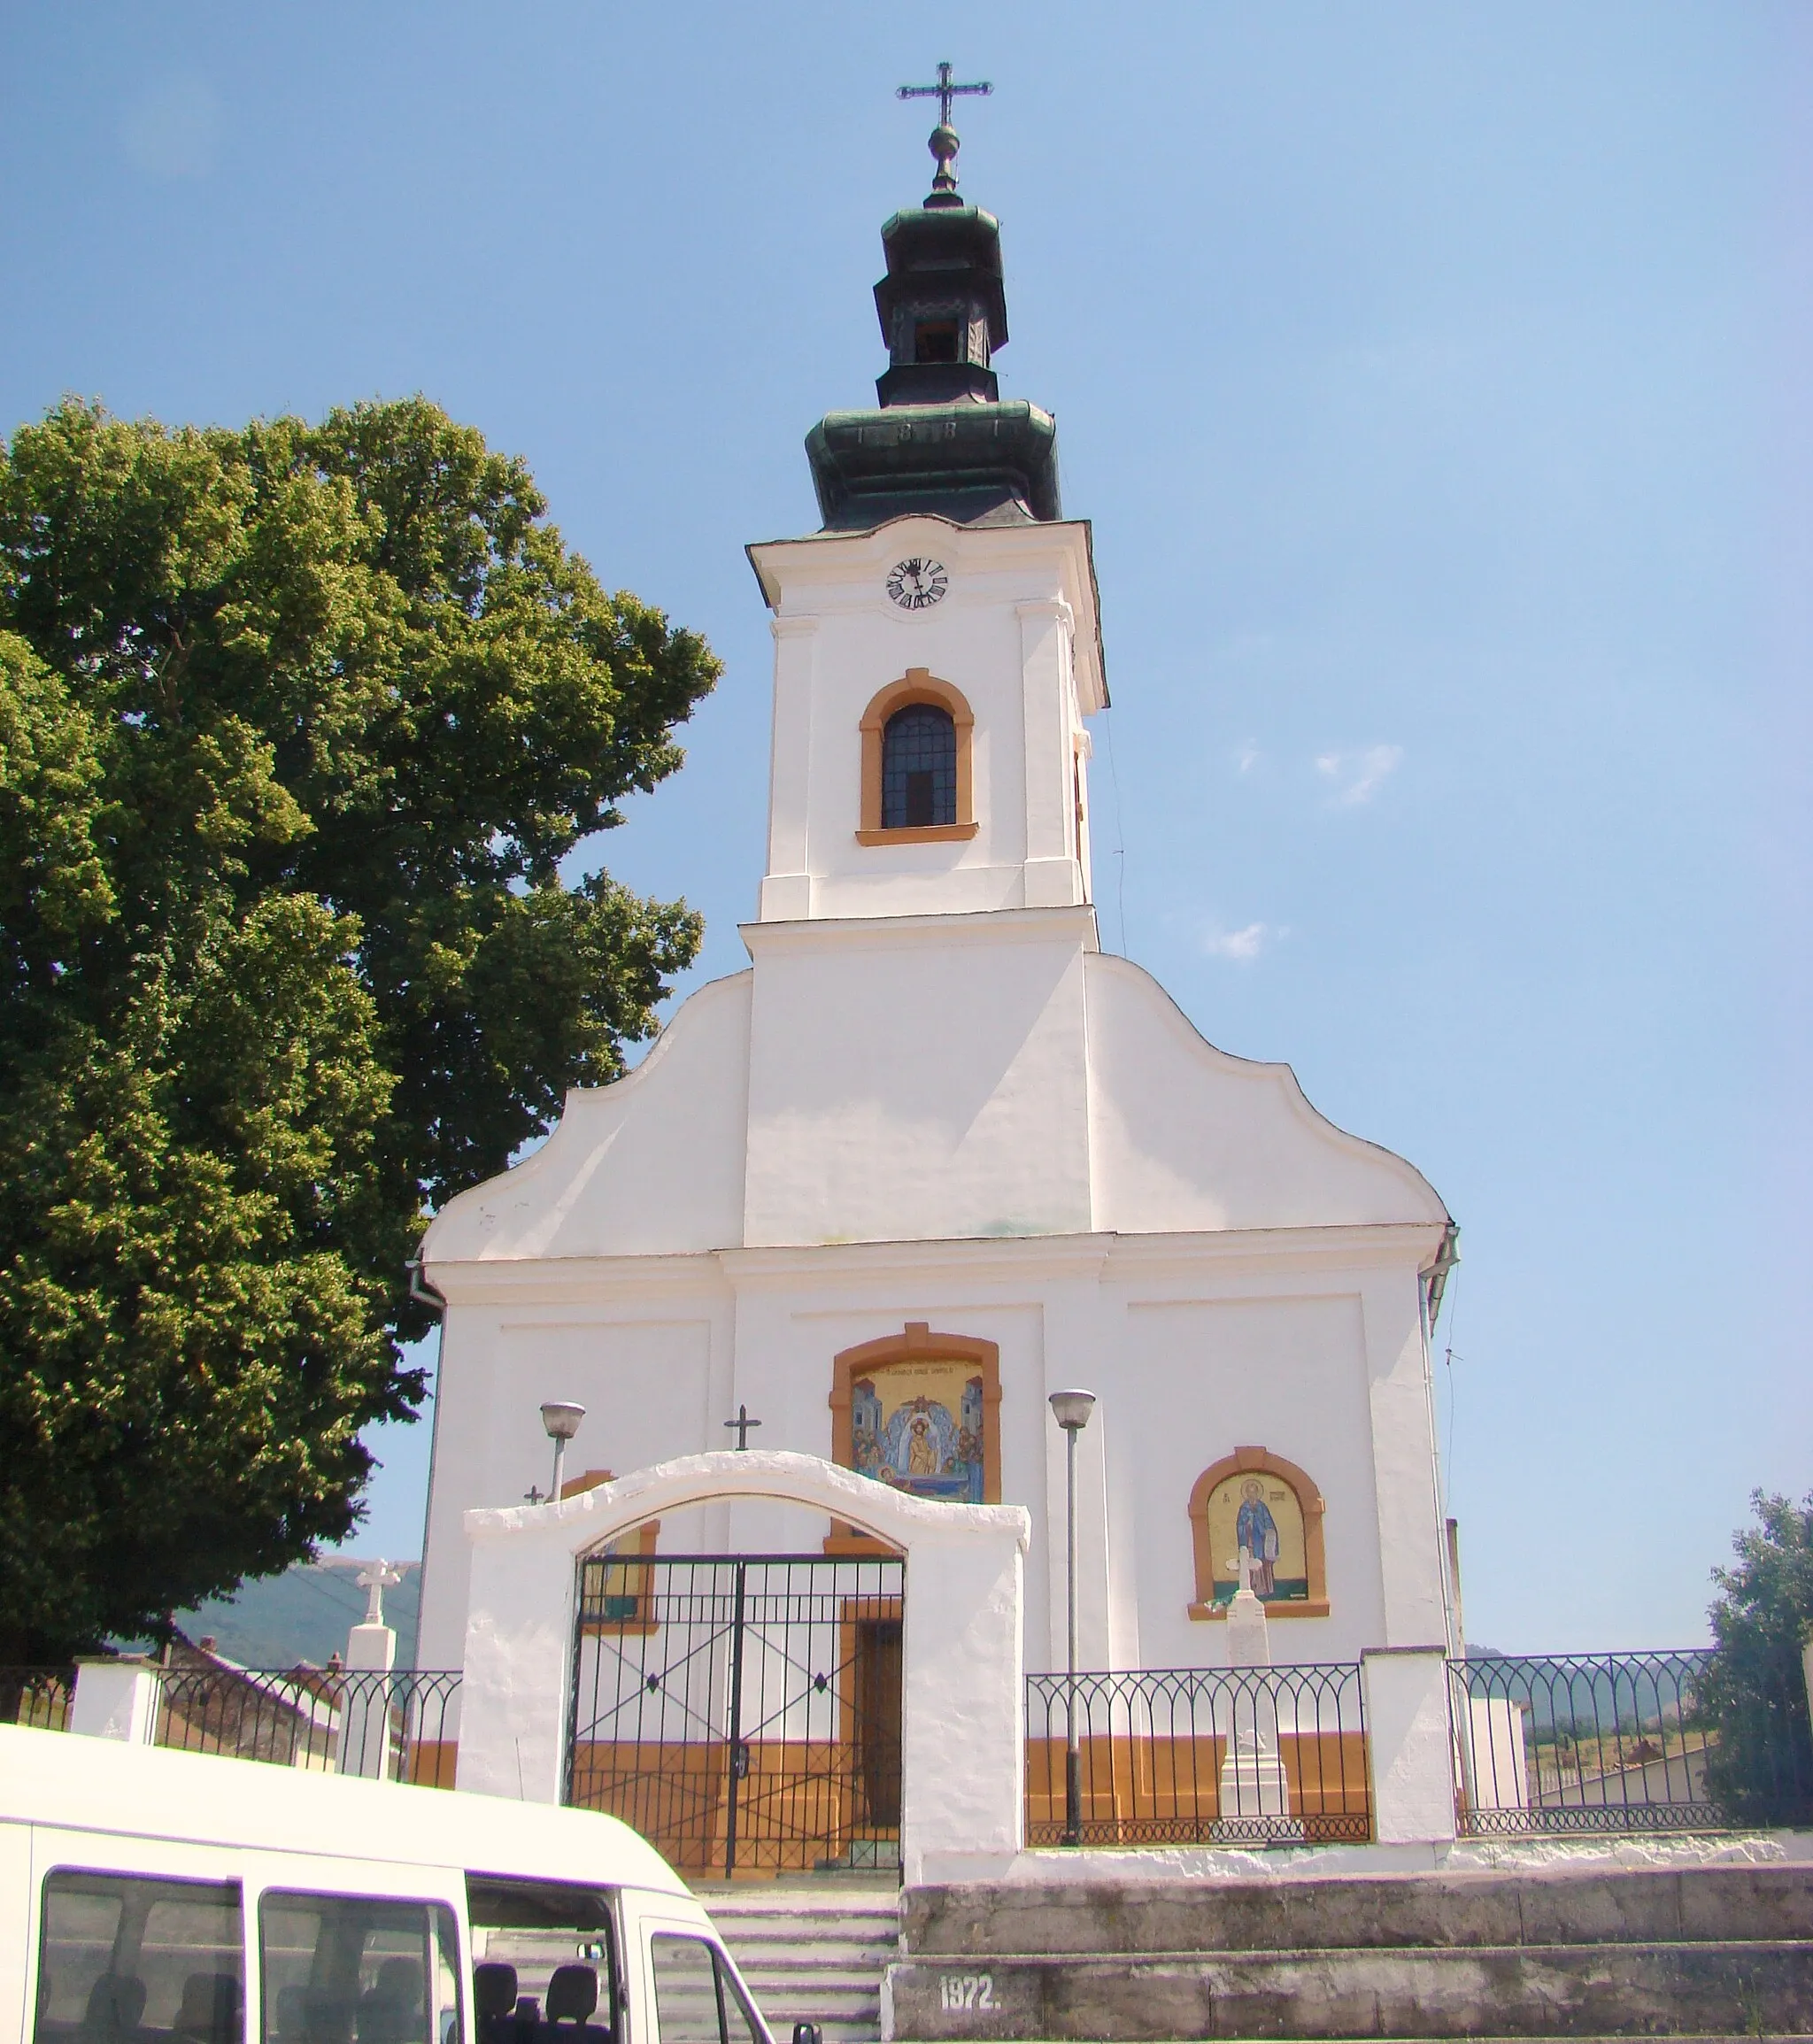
[1047, 1389, 1096, 1847]
[539, 1401, 586, 1503]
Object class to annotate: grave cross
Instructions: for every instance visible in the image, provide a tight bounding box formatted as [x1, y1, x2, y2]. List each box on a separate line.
[723, 1403, 763, 1451]
[895, 61, 992, 132]
[1225, 1546, 1265, 1598]
[356, 1558, 404, 1628]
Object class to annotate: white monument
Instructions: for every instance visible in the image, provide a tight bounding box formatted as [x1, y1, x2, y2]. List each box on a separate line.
[1216, 1547, 1297, 1832]
[336, 1560, 403, 1780]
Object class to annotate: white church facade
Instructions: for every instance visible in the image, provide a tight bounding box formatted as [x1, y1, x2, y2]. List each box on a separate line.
[413, 122, 1458, 1711]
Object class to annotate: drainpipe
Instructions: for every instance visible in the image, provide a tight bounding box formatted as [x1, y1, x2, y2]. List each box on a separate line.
[407, 1256, 446, 1315]
[404, 1256, 448, 1671]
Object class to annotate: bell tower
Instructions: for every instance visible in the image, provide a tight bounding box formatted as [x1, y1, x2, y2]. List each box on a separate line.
[749, 105, 1106, 929]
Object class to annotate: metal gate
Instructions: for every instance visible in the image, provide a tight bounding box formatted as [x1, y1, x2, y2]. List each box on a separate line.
[564, 1553, 904, 1878]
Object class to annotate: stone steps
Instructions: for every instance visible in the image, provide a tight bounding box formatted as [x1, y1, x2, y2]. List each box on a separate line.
[883, 1863, 1813, 2040]
[706, 1887, 900, 2044]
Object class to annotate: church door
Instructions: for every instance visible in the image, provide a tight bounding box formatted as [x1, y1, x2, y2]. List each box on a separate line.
[852, 1616, 903, 1829]
[564, 1554, 905, 1878]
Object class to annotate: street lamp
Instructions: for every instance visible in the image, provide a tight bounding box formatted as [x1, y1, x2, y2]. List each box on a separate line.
[540, 1401, 586, 1503]
[1047, 1388, 1096, 1847]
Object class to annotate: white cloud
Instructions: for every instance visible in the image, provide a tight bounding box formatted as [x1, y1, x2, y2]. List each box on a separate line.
[1315, 743, 1403, 806]
[1202, 920, 1284, 962]
[1235, 741, 1261, 776]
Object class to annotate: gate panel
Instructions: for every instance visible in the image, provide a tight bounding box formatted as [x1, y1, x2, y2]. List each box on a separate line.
[565, 1554, 905, 1878]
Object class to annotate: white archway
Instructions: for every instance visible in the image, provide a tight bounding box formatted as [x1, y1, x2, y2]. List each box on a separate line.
[456, 1450, 1030, 1884]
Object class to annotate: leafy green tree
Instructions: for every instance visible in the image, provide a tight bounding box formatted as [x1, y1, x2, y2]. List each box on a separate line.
[1697, 1490, 1813, 1824]
[0, 398, 717, 1664]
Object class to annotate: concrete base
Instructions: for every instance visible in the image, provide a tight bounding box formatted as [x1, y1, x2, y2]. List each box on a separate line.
[883, 1861, 1813, 2040]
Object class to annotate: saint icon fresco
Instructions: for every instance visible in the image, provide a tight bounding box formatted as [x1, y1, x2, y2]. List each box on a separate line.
[1203, 1469, 1309, 1606]
[848, 1362, 985, 1502]
[1235, 1477, 1281, 1598]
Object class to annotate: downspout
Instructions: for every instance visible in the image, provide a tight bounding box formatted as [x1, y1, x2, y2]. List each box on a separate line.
[1419, 1223, 1461, 1650]
[1420, 1222, 1472, 1824]
[404, 1256, 447, 1672]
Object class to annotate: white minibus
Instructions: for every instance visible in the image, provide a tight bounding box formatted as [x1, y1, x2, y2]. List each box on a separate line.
[0, 1726, 818, 2044]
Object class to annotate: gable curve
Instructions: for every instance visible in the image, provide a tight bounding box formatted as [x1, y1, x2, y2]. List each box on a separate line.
[421, 970, 753, 1265]
[1084, 952, 1449, 1233]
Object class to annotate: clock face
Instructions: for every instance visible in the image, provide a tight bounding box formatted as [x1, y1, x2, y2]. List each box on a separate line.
[885, 557, 949, 611]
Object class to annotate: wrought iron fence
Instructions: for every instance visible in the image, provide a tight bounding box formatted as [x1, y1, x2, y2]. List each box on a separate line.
[566, 1553, 906, 1878]
[0, 1668, 75, 1732]
[153, 1665, 460, 1783]
[1025, 1662, 1370, 1847]
[1447, 1650, 1811, 1834]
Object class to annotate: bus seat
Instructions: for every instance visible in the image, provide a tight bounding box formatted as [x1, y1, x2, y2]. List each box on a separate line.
[471, 1967, 517, 2044]
[172, 1973, 242, 2044]
[544, 1966, 606, 2044]
[83, 1973, 147, 2043]
[273, 1986, 311, 2044]
[358, 1960, 425, 2044]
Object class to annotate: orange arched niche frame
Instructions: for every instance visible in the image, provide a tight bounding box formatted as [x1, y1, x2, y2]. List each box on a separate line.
[562, 1469, 662, 1637]
[1188, 1446, 1330, 1621]
[856, 670, 980, 845]
[824, 1321, 1003, 1555]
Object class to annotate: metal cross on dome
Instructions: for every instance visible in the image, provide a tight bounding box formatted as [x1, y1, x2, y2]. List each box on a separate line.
[896, 61, 992, 132]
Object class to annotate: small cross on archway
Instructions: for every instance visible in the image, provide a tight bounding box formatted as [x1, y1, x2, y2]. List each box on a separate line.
[722, 1403, 763, 1450]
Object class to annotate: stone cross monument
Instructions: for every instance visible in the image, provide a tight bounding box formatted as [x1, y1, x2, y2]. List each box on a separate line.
[1217, 1546, 1295, 1832]
[1223, 1546, 1273, 1670]
[337, 1559, 405, 1782]
[357, 1559, 404, 1632]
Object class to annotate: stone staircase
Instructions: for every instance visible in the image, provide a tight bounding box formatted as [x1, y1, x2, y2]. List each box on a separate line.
[706, 1885, 900, 2044]
[883, 1862, 1813, 2039]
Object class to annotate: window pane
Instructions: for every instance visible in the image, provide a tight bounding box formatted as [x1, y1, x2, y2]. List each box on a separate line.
[712, 1957, 766, 2044]
[648, 1936, 721, 2044]
[881, 706, 956, 829]
[35, 1871, 243, 2044]
[466, 1880, 615, 2044]
[258, 1894, 458, 2044]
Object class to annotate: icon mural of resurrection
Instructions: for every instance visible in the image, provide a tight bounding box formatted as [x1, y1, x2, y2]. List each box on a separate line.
[1203, 1472, 1310, 1606]
[849, 1360, 986, 1503]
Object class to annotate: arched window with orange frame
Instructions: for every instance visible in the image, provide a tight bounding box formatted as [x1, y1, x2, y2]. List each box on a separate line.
[856, 669, 978, 844]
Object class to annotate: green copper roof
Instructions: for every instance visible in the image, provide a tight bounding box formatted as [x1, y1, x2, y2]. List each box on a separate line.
[804, 171, 1063, 531]
[806, 400, 1061, 531]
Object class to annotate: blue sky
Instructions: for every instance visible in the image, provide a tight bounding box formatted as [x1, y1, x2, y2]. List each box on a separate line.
[4, 3, 1806, 1652]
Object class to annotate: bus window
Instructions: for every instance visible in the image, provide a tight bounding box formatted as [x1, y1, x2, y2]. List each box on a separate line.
[646, 1938, 760, 2044]
[464, 1880, 618, 2044]
[258, 1894, 459, 2044]
[35, 1871, 244, 2044]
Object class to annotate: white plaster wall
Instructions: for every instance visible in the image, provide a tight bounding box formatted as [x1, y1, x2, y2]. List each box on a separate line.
[420, 973, 752, 1264]
[722, 1267, 1058, 1663]
[746, 515, 1103, 924]
[1085, 954, 1448, 1231]
[1362, 1647, 1459, 1843]
[416, 1273, 732, 1672]
[1109, 1290, 1386, 1669]
[742, 912, 1095, 1247]
[1361, 1265, 1451, 1646]
[417, 1228, 1450, 1687]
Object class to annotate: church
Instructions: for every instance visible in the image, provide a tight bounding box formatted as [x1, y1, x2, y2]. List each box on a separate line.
[413, 108, 1458, 1709]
